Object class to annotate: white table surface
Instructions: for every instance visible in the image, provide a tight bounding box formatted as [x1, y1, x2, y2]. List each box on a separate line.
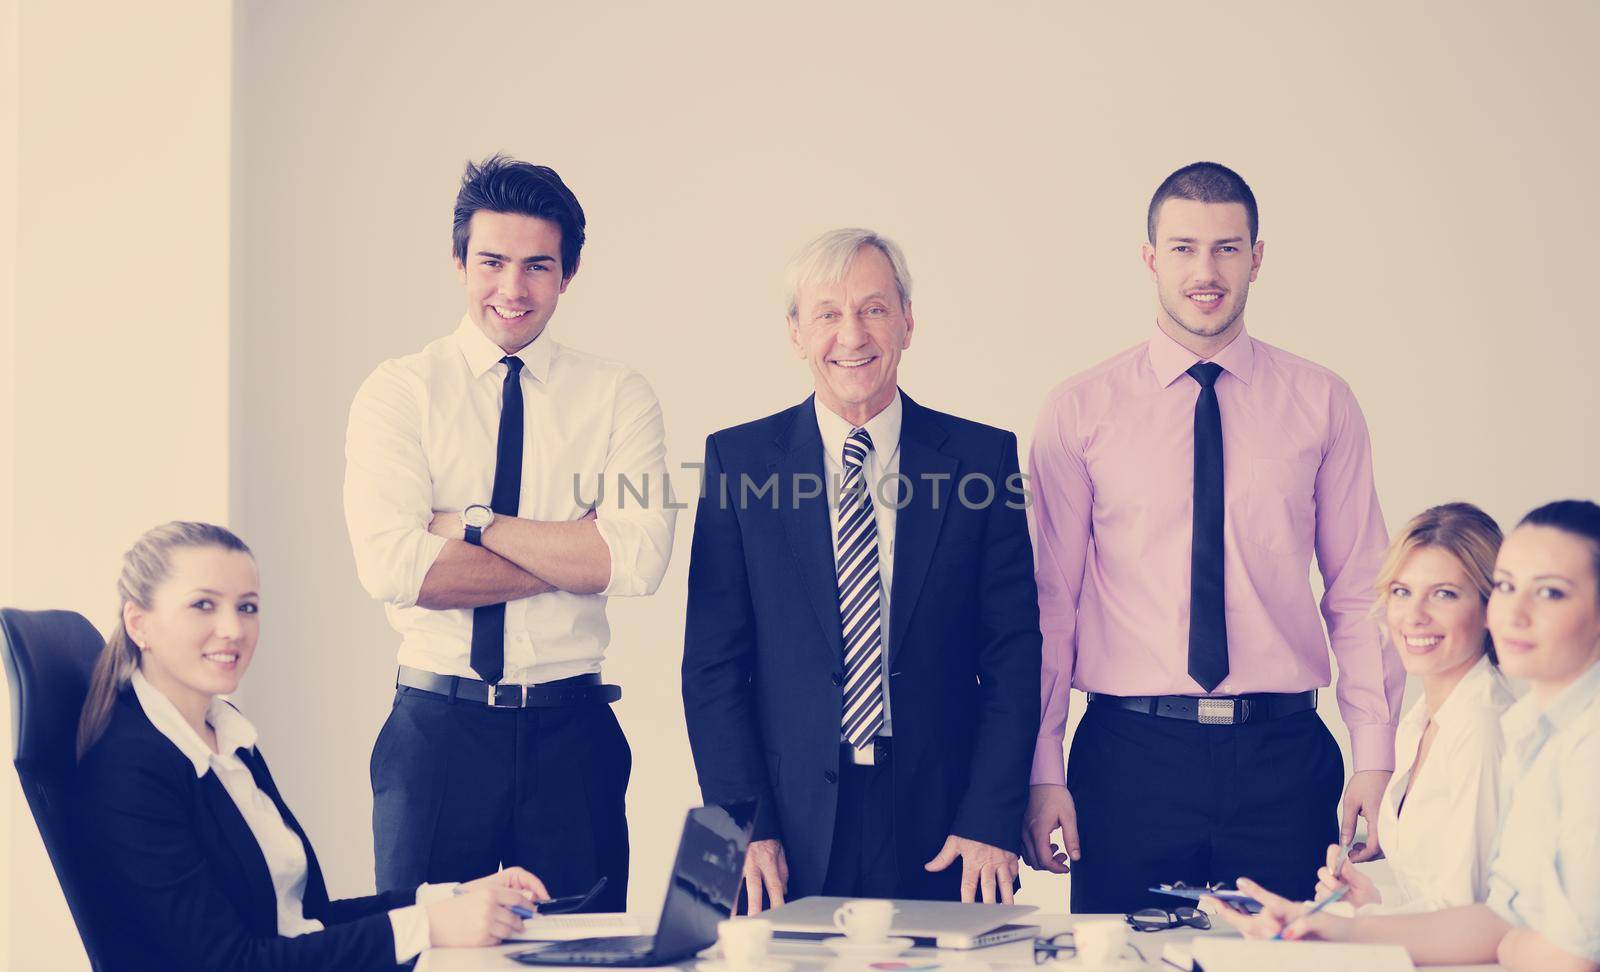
[415, 913, 1506, 971]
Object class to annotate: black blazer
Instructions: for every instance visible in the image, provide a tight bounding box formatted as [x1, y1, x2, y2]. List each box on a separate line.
[682, 393, 1042, 899]
[74, 689, 415, 971]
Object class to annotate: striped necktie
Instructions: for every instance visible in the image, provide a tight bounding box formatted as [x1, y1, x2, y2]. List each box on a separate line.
[838, 427, 885, 749]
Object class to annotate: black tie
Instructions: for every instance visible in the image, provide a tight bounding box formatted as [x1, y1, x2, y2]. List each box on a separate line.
[1186, 362, 1228, 693]
[470, 355, 524, 685]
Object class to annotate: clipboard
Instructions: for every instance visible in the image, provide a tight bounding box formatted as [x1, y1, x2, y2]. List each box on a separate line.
[1151, 886, 1263, 913]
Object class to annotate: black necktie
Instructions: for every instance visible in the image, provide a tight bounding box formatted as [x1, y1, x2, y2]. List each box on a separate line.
[1186, 362, 1228, 693]
[470, 355, 524, 685]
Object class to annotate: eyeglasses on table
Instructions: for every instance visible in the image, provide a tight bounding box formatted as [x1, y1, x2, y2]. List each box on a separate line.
[1125, 905, 1211, 932]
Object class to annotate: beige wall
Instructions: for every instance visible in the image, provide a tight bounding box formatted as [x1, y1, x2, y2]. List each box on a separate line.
[3, 1, 232, 968]
[2, 0, 18, 959]
[229, 0, 1598, 919]
[5, 2, 1599, 967]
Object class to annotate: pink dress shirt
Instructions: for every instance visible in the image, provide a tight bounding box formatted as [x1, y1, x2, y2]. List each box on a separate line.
[1029, 325, 1403, 785]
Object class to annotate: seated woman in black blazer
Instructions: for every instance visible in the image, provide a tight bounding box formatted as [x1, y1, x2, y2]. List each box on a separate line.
[75, 521, 549, 970]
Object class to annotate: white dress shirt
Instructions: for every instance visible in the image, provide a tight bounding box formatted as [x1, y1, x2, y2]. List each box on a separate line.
[1355, 655, 1515, 914]
[344, 316, 676, 683]
[815, 392, 902, 737]
[130, 671, 450, 961]
[1486, 658, 1600, 963]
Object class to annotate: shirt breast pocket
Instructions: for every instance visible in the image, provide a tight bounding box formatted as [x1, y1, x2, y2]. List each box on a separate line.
[1237, 457, 1318, 557]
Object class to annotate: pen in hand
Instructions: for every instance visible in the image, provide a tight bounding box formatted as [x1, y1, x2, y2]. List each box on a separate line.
[451, 882, 537, 919]
[1272, 883, 1349, 940]
[1329, 836, 1356, 884]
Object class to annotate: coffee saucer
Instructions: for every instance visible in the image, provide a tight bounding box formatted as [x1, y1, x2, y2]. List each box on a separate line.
[822, 936, 915, 960]
[697, 960, 793, 972]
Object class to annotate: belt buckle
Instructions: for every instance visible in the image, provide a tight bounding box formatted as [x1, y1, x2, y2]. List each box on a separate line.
[487, 683, 526, 707]
[1197, 698, 1237, 725]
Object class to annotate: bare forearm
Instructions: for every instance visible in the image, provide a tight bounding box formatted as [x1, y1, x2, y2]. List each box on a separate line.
[1498, 927, 1600, 972]
[1336, 905, 1510, 966]
[416, 540, 554, 609]
[482, 517, 610, 595]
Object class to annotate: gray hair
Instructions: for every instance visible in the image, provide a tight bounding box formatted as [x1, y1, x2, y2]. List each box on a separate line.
[783, 228, 914, 321]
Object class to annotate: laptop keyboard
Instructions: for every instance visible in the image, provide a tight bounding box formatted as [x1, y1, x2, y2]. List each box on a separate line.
[535, 934, 656, 960]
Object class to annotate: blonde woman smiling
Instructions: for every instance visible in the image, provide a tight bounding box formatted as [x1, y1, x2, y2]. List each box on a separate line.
[75, 522, 549, 971]
[1315, 502, 1515, 914]
[1212, 499, 1600, 972]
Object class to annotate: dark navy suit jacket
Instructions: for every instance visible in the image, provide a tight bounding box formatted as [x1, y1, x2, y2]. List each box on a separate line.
[682, 392, 1042, 899]
[76, 689, 414, 971]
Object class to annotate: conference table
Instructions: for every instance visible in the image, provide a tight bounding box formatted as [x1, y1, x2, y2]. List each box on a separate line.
[416, 913, 1508, 971]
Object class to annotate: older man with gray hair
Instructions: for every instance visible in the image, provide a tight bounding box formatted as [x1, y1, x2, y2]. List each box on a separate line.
[682, 229, 1043, 909]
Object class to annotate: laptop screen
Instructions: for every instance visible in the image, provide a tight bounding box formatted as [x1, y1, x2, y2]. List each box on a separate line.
[649, 801, 757, 961]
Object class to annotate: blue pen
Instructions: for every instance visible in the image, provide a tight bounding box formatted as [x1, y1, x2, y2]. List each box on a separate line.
[1272, 883, 1349, 940]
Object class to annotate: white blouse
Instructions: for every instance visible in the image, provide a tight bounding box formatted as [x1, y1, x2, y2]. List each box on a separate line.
[130, 671, 441, 960]
[1357, 655, 1515, 914]
[1485, 658, 1600, 962]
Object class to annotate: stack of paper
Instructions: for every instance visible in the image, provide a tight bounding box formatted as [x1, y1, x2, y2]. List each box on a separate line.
[1189, 938, 1413, 971]
[506, 913, 643, 942]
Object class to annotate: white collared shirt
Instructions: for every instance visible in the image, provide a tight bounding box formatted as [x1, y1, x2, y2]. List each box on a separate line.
[1485, 658, 1600, 962]
[814, 391, 902, 737]
[344, 316, 676, 683]
[1356, 655, 1515, 914]
[129, 671, 446, 960]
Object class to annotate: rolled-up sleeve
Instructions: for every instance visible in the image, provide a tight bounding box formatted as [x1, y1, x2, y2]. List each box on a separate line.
[595, 369, 675, 597]
[344, 362, 447, 608]
[1313, 383, 1402, 771]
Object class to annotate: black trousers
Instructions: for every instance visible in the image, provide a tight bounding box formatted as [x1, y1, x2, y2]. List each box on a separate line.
[371, 685, 631, 912]
[819, 748, 964, 902]
[821, 757, 901, 899]
[1066, 702, 1342, 915]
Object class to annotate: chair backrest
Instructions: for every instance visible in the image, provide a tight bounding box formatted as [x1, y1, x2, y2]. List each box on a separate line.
[1, 607, 111, 970]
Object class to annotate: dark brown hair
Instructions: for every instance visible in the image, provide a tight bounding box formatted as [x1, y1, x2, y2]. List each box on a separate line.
[452, 155, 586, 279]
[1147, 161, 1259, 244]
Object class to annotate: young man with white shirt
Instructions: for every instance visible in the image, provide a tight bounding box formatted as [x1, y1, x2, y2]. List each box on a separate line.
[344, 156, 675, 910]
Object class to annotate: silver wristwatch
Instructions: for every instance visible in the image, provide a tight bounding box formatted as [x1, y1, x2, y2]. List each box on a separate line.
[461, 504, 494, 546]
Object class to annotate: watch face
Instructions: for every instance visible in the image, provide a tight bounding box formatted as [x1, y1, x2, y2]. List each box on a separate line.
[463, 505, 494, 528]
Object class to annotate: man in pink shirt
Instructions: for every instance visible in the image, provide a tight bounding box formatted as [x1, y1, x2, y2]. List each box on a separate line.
[1021, 162, 1405, 913]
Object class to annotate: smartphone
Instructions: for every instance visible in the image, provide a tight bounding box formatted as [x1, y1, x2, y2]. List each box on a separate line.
[532, 876, 610, 915]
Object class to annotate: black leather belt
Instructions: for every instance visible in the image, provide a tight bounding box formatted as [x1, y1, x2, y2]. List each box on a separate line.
[1088, 690, 1316, 725]
[397, 665, 621, 707]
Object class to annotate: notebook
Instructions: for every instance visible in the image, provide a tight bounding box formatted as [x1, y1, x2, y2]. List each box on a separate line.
[506, 913, 644, 942]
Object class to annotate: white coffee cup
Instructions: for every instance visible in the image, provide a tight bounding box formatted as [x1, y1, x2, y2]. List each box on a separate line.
[832, 899, 897, 942]
[1072, 919, 1132, 964]
[717, 917, 772, 968]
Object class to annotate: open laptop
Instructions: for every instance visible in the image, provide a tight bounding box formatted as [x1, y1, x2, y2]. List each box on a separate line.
[511, 800, 757, 967]
[761, 896, 1038, 949]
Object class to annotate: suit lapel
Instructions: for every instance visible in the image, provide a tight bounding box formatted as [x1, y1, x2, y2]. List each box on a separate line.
[890, 394, 956, 664]
[773, 397, 846, 665]
[240, 747, 329, 911]
[199, 771, 281, 930]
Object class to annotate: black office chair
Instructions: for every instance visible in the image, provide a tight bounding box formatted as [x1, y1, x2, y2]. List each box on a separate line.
[0, 607, 111, 970]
